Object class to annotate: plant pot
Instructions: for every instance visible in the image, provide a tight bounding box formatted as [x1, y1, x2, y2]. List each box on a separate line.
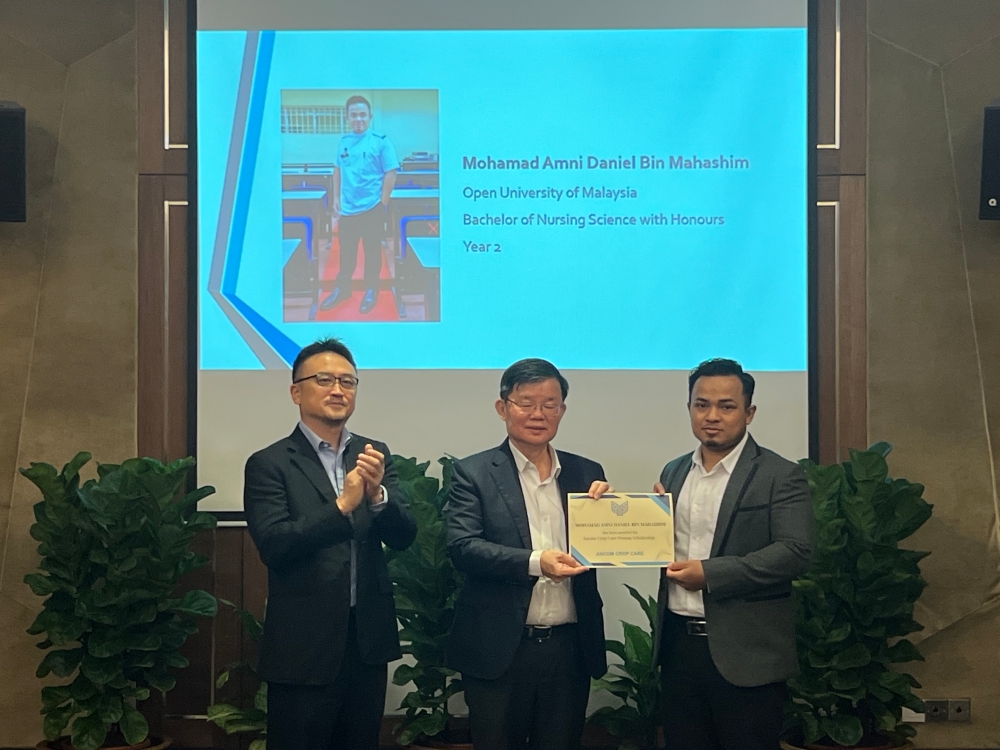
[408, 740, 474, 750]
[780, 739, 913, 750]
[37, 737, 171, 750]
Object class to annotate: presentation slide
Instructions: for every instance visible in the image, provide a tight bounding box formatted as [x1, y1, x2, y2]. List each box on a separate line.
[198, 28, 806, 371]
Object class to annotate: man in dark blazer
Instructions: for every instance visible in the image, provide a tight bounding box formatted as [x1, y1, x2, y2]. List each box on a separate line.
[653, 358, 814, 750]
[446, 358, 611, 750]
[244, 338, 416, 750]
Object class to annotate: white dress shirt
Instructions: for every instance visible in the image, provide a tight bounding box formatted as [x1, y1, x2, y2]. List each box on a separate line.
[298, 421, 387, 607]
[668, 431, 749, 618]
[509, 442, 577, 626]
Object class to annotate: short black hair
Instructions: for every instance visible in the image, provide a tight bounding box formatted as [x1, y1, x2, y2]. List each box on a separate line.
[688, 358, 755, 406]
[345, 95, 371, 115]
[292, 338, 356, 381]
[500, 358, 569, 401]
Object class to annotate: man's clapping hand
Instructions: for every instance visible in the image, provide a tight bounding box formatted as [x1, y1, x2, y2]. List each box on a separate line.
[355, 444, 386, 502]
[337, 467, 366, 514]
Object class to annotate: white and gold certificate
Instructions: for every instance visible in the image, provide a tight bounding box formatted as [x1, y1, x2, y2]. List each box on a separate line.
[567, 493, 674, 567]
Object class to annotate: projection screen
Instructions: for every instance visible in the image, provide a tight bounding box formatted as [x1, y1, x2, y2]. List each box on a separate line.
[194, 0, 811, 712]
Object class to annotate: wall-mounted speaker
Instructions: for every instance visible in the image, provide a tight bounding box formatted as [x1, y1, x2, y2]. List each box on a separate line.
[981, 98, 1000, 221]
[0, 101, 26, 223]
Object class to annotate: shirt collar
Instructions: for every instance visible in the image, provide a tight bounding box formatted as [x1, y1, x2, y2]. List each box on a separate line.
[692, 430, 750, 475]
[509, 441, 562, 480]
[298, 421, 351, 456]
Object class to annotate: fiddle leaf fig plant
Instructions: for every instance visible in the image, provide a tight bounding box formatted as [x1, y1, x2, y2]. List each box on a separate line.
[206, 601, 267, 750]
[22, 453, 218, 750]
[786, 442, 932, 747]
[589, 583, 663, 750]
[385, 455, 465, 746]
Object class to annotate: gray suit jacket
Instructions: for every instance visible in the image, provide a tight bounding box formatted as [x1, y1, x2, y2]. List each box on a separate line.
[445, 440, 608, 681]
[654, 434, 814, 687]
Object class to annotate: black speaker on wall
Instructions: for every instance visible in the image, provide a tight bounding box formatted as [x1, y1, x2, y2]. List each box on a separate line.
[0, 101, 26, 223]
[981, 98, 1000, 221]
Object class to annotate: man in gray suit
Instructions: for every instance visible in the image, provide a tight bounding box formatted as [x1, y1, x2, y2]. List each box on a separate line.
[653, 358, 814, 750]
[446, 358, 611, 750]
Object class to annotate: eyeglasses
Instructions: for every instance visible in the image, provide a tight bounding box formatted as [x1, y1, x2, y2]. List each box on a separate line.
[504, 399, 564, 415]
[293, 372, 359, 390]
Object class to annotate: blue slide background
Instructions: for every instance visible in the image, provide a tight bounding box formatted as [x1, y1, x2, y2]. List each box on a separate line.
[198, 28, 807, 371]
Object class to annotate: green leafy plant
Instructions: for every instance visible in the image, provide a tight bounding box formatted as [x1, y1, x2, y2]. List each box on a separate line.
[589, 584, 662, 750]
[206, 603, 267, 750]
[385, 455, 465, 746]
[21, 453, 218, 750]
[786, 442, 932, 748]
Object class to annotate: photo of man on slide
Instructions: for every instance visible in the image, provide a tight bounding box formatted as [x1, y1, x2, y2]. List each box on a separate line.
[281, 89, 440, 323]
[323, 95, 398, 315]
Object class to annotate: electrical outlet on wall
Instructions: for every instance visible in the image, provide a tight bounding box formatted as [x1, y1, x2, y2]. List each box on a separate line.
[948, 698, 971, 722]
[924, 700, 948, 722]
[921, 699, 971, 722]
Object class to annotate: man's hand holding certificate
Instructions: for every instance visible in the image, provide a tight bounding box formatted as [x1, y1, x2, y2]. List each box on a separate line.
[567, 492, 675, 567]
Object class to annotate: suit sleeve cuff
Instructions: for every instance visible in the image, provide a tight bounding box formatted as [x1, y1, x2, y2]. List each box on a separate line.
[370, 485, 388, 512]
[528, 550, 542, 578]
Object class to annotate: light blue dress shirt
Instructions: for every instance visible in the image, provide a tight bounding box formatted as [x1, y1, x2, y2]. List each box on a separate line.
[298, 421, 387, 606]
[335, 129, 400, 215]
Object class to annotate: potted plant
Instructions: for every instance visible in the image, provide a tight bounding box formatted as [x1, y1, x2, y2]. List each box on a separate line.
[783, 443, 932, 750]
[385, 455, 469, 748]
[21, 453, 219, 750]
[589, 584, 663, 750]
[205, 604, 267, 750]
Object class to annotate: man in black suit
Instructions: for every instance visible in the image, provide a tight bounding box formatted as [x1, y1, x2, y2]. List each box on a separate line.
[446, 358, 611, 750]
[244, 338, 416, 750]
[652, 358, 814, 750]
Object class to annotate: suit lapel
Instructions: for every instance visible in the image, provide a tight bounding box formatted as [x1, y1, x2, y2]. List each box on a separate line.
[490, 441, 532, 549]
[288, 427, 337, 502]
[288, 427, 369, 539]
[554, 449, 580, 513]
[666, 454, 694, 515]
[710, 435, 761, 558]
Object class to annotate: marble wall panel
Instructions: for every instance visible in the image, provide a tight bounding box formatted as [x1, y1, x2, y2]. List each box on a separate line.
[868, 3, 1000, 747]
[909, 603, 1000, 748]
[0, 33, 66, 621]
[0, 10, 136, 748]
[3, 29, 138, 614]
[868, 33, 998, 633]
[0, 0, 134, 67]
[869, 0, 1000, 66]
[943, 42, 1000, 572]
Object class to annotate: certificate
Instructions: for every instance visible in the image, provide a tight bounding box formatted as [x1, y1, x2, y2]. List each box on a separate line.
[567, 493, 674, 567]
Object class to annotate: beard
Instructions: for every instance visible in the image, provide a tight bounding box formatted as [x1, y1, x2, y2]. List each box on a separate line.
[701, 429, 745, 452]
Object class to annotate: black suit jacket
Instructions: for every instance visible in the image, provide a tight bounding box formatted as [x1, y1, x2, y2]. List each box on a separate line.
[445, 440, 608, 681]
[244, 427, 416, 685]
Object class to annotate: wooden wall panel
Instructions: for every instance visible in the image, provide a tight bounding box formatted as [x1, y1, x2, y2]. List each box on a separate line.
[137, 0, 188, 175]
[835, 176, 867, 456]
[817, 0, 868, 176]
[817, 175, 868, 463]
[816, 184, 840, 463]
[137, 177, 168, 461]
[211, 530, 248, 750]
[137, 175, 188, 462]
[815, 0, 868, 462]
